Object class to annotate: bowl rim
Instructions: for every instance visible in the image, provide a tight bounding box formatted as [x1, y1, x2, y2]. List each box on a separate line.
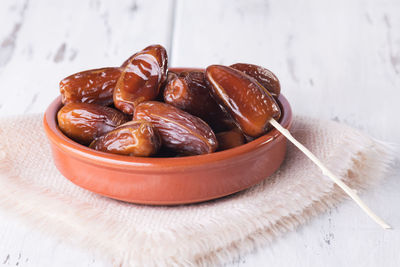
[43, 69, 292, 170]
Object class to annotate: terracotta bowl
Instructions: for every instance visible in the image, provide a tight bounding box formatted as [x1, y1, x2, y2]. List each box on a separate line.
[43, 70, 293, 205]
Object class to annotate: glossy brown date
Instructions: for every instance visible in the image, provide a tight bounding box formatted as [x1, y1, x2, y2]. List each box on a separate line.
[206, 65, 281, 138]
[114, 44, 168, 114]
[164, 71, 232, 132]
[216, 128, 245, 151]
[166, 71, 178, 83]
[57, 103, 129, 145]
[133, 101, 218, 155]
[156, 70, 178, 101]
[89, 121, 161, 157]
[60, 67, 121, 106]
[230, 63, 281, 98]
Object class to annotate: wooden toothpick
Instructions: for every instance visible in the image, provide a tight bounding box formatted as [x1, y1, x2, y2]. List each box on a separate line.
[269, 118, 391, 229]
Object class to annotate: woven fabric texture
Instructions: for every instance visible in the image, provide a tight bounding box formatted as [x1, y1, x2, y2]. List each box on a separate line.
[0, 114, 393, 266]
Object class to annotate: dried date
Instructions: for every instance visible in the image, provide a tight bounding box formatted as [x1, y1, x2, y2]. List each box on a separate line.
[133, 101, 218, 155]
[230, 63, 281, 97]
[206, 65, 281, 138]
[89, 120, 161, 157]
[114, 44, 168, 114]
[57, 103, 129, 145]
[164, 71, 232, 132]
[60, 67, 121, 106]
[216, 128, 245, 151]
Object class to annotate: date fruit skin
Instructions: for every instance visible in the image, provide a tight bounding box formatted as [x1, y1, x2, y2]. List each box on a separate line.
[230, 63, 281, 98]
[166, 71, 178, 83]
[216, 128, 245, 151]
[133, 101, 218, 155]
[157, 70, 178, 101]
[60, 67, 122, 106]
[206, 65, 281, 138]
[89, 120, 161, 157]
[57, 103, 129, 145]
[114, 44, 168, 114]
[164, 71, 232, 132]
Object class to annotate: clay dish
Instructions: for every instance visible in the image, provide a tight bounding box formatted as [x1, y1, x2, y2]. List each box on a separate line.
[43, 68, 293, 205]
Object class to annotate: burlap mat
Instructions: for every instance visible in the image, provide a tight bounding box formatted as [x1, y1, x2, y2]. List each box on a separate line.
[0, 114, 393, 266]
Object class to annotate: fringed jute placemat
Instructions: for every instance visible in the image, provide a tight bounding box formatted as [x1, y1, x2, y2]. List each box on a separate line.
[0, 114, 394, 266]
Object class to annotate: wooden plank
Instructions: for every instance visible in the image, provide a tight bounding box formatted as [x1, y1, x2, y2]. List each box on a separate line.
[0, 0, 399, 266]
[0, 0, 175, 116]
[172, 0, 400, 142]
[0, 213, 110, 266]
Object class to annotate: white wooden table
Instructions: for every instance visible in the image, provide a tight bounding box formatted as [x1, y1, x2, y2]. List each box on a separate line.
[1, 0, 399, 266]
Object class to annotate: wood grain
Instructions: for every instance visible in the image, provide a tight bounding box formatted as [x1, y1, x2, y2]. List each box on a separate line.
[172, 0, 400, 143]
[0, 0, 399, 266]
[0, 0, 175, 116]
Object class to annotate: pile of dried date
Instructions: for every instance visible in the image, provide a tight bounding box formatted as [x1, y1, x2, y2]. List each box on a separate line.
[57, 44, 281, 157]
